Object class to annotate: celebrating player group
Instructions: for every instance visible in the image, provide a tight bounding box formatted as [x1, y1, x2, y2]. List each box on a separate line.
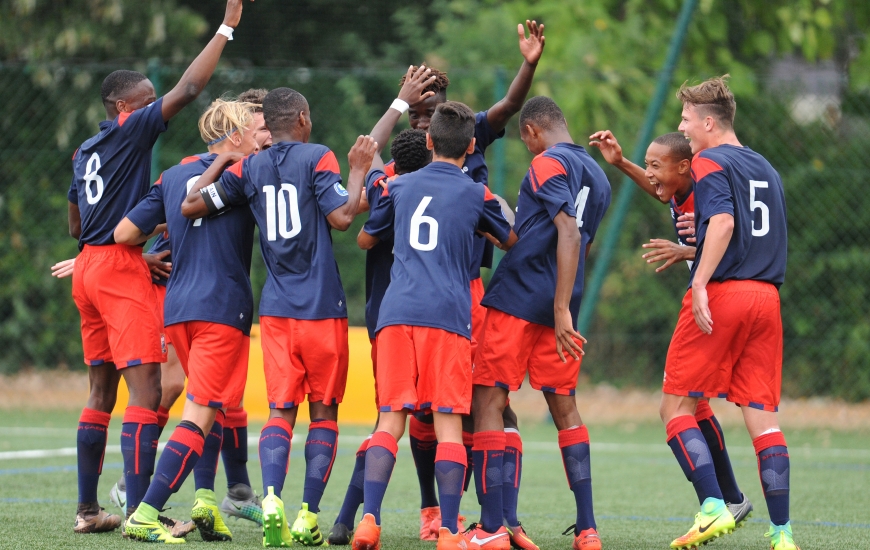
[56, 1, 798, 549]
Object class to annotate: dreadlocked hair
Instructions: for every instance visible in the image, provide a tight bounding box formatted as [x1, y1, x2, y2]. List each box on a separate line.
[399, 66, 450, 96]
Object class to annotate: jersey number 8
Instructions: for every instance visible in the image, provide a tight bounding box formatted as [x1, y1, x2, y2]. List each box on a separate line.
[410, 196, 438, 251]
[263, 184, 302, 241]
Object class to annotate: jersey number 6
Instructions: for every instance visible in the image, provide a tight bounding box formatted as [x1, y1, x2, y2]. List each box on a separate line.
[263, 184, 302, 241]
[410, 196, 438, 251]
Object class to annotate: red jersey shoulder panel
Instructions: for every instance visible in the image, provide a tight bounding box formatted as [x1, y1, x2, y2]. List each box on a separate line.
[315, 150, 340, 174]
[180, 155, 200, 165]
[690, 156, 724, 183]
[384, 161, 396, 177]
[227, 158, 244, 178]
[154, 173, 164, 186]
[529, 154, 568, 192]
[117, 111, 132, 127]
[483, 186, 496, 202]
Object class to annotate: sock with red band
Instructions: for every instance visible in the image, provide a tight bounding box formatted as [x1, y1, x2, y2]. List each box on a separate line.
[754, 431, 790, 526]
[559, 425, 596, 533]
[335, 436, 370, 527]
[156, 406, 170, 438]
[142, 421, 205, 511]
[502, 429, 523, 527]
[666, 415, 723, 505]
[462, 431, 474, 492]
[259, 417, 293, 498]
[303, 419, 339, 513]
[77, 408, 111, 504]
[121, 406, 159, 512]
[193, 410, 224, 492]
[363, 431, 398, 524]
[694, 401, 743, 504]
[221, 407, 251, 488]
[435, 442, 467, 534]
[409, 415, 439, 509]
[473, 431, 505, 533]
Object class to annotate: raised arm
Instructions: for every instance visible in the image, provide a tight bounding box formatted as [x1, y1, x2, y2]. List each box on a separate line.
[589, 130, 662, 202]
[326, 136, 377, 231]
[553, 211, 585, 362]
[486, 20, 545, 133]
[161, 0, 252, 121]
[369, 65, 437, 166]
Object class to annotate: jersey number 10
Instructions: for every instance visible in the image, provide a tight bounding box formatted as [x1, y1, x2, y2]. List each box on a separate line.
[263, 184, 302, 241]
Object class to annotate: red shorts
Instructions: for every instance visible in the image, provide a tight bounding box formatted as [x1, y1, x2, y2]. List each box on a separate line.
[664, 280, 783, 411]
[165, 321, 249, 409]
[72, 244, 166, 368]
[370, 337, 379, 407]
[473, 308, 582, 395]
[153, 284, 171, 346]
[470, 277, 486, 361]
[260, 316, 348, 409]
[376, 325, 471, 414]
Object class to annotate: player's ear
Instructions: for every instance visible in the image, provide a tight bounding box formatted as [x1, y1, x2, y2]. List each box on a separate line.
[678, 159, 691, 174]
[465, 137, 476, 155]
[425, 132, 435, 151]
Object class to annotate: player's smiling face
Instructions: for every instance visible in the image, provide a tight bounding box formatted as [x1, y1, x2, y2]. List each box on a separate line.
[408, 93, 444, 131]
[679, 103, 712, 155]
[251, 112, 272, 150]
[644, 142, 690, 202]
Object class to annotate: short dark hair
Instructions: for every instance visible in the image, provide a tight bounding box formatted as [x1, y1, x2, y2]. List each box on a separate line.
[263, 87, 308, 131]
[677, 75, 736, 128]
[652, 132, 693, 162]
[519, 96, 567, 132]
[391, 129, 431, 174]
[100, 70, 148, 108]
[237, 88, 269, 113]
[427, 101, 475, 159]
[399, 66, 449, 99]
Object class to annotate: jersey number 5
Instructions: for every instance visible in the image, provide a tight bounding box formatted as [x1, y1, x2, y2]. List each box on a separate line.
[263, 184, 302, 241]
[410, 196, 438, 251]
[749, 180, 769, 237]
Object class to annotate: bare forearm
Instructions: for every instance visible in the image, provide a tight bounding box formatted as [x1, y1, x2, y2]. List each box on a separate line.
[692, 214, 733, 288]
[554, 222, 580, 312]
[488, 61, 537, 133]
[369, 110, 401, 156]
[162, 34, 228, 120]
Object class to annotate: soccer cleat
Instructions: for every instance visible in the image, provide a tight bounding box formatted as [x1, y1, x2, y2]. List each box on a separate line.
[507, 523, 539, 550]
[463, 524, 511, 549]
[159, 515, 197, 539]
[421, 506, 442, 541]
[262, 487, 293, 547]
[726, 494, 753, 529]
[765, 522, 800, 550]
[109, 477, 127, 511]
[73, 506, 122, 534]
[125, 510, 186, 543]
[327, 522, 353, 545]
[572, 528, 602, 550]
[670, 498, 735, 549]
[221, 483, 264, 526]
[191, 489, 233, 541]
[290, 502, 325, 546]
[351, 513, 381, 550]
[438, 526, 478, 550]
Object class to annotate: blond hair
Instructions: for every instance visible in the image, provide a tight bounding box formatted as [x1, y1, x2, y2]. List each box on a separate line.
[676, 75, 736, 128]
[198, 99, 257, 145]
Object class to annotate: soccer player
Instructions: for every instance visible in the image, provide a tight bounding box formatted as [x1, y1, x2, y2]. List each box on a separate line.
[238, 87, 273, 150]
[351, 101, 515, 550]
[113, 98, 259, 543]
[467, 96, 611, 550]
[182, 88, 377, 547]
[662, 76, 797, 550]
[588, 130, 755, 526]
[66, 0, 250, 534]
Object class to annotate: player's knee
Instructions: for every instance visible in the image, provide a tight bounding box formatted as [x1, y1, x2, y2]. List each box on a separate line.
[502, 405, 519, 430]
[161, 379, 185, 408]
[544, 393, 581, 430]
[309, 401, 338, 422]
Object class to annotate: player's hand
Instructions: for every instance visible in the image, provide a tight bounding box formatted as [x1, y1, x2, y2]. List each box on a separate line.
[144, 250, 172, 279]
[222, 0, 253, 29]
[51, 258, 76, 279]
[348, 135, 378, 174]
[398, 65, 437, 107]
[641, 239, 693, 272]
[554, 308, 585, 362]
[588, 130, 625, 166]
[691, 285, 713, 334]
[676, 212, 696, 243]
[216, 151, 246, 168]
[518, 20, 545, 66]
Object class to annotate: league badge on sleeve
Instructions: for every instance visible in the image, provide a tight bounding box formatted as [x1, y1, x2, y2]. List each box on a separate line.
[333, 182, 349, 197]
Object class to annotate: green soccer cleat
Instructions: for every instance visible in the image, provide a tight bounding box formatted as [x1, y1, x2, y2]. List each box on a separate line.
[670, 497, 735, 549]
[765, 522, 800, 550]
[125, 504, 186, 544]
[290, 502, 325, 546]
[191, 489, 233, 542]
[262, 486, 294, 547]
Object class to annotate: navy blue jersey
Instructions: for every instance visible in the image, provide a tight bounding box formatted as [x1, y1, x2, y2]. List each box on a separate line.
[146, 232, 171, 286]
[219, 141, 349, 320]
[689, 144, 787, 287]
[670, 188, 696, 270]
[69, 98, 168, 250]
[364, 168, 395, 340]
[483, 143, 611, 328]
[126, 153, 256, 334]
[366, 162, 512, 338]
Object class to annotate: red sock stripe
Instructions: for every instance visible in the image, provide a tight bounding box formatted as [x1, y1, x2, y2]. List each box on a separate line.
[693, 400, 715, 422]
[753, 431, 787, 454]
[223, 407, 248, 428]
[135, 424, 142, 474]
[156, 406, 170, 429]
[123, 406, 158, 425]
[309, 419, 339, 433]
[705, 417, 724, 451]
[263, 417, 293, 437]
[505, 431, 523, 454]
[370, 431, 398, 456]
[666, 415, 699, 441]
[231, 427, 240, 448]
[472, 430, 506, 451]
[435, 442, 467, 466]
[462, 431, 474, 448]
[409, 416, 437, 441]
[676, 434, 695, 471]
[170, 449, 195, 489]
[558, 425, 590, 448]
[172, 425, 206, 455]
[80, 408, 111, 426]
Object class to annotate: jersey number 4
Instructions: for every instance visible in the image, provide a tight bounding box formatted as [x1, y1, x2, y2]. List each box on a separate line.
[410, 196, 438, 251]
[749, 180, 769, 237]
[263, 184, 302, 241]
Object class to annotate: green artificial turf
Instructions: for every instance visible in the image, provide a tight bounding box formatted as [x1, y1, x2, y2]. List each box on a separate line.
[1, 410, 868, 549]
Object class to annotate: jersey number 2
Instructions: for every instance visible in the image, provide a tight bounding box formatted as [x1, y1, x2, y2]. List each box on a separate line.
[263, 184, 301, 241]
[410, 196, 438, 251]
[749, 180, 770, 237]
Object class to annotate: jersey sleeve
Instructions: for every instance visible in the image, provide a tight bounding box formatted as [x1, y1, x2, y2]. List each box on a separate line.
[581, 180, 611, 244]
[366, 169, 387, 211]
[68, 176, 79, 205]
[363, 184, 395, 240]
[309, 148, 348, 217]
[125, 180, 166, 236]
[117, 97, 169, 150]
[477, 187, 512, 244]
[219, 157, 252, 206]
[475, 111, 506, 152]
[692, 155, 733, 224]
[529, 154, 576, 220]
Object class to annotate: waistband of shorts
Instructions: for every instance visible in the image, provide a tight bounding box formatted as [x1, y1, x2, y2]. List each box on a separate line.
[706, 279, 779, 294]
[81, 243, 145, 257]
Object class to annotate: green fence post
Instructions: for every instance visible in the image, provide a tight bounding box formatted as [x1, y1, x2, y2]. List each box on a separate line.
[148, 58, 162, 183]
[492, 66, 507, 267]
[576, 0, 699, 335]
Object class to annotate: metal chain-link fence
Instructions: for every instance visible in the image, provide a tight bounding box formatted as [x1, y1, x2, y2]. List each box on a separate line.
[1, 62, 868, 400]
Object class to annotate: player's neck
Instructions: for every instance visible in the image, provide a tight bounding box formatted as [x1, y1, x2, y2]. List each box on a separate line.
[706, 130, 742, 149]
[271, 129, 306, 144]
[431, 154, 466, 169]
[541, 129, 574, 150]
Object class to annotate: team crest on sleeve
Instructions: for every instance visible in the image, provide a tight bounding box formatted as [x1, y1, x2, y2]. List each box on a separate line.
[333, 182, 349, 196]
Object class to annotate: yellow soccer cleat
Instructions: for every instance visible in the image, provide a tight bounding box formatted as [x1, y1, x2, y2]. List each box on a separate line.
[290, 502, 325, 546]
[191, 489, 233, 542]
[670, 498, 735, 549]
[765, 522, 800, 550]
[125, 504, 186, 544]
[262, 486, 294, 547]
